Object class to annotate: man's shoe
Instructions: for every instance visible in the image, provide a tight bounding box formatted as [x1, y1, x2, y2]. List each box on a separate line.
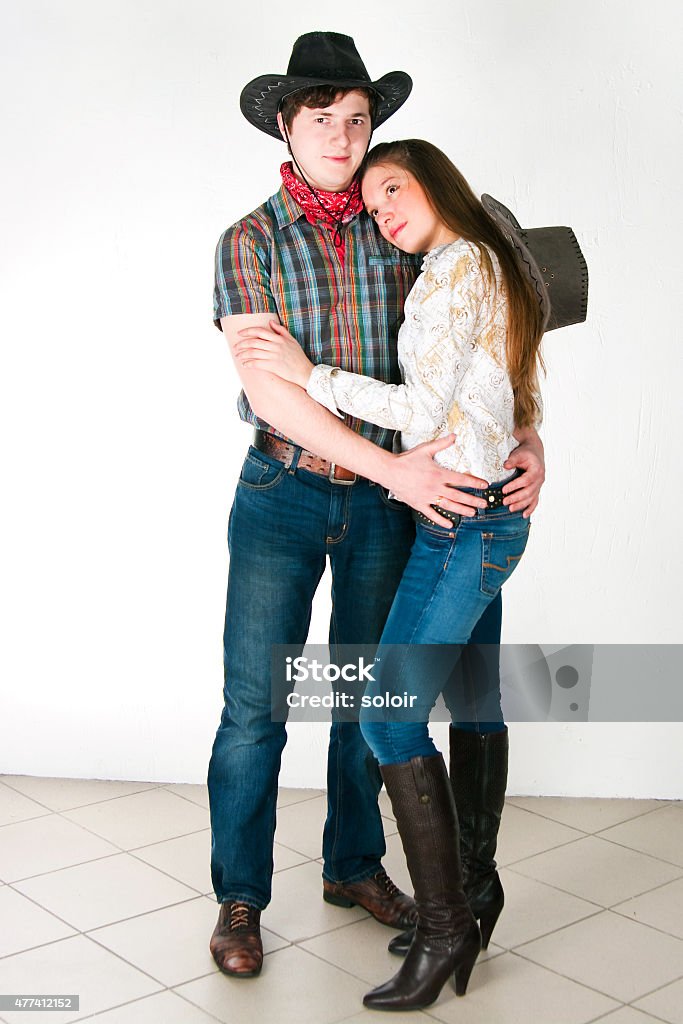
[323, 869, 417, 930]
[209, 901, 263, 977]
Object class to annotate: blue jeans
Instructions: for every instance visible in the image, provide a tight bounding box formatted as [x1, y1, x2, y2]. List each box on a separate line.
[207, 445, 503, 908]
[360, 491, 530, 766]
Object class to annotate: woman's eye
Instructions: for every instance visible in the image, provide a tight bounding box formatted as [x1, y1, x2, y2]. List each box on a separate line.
[387, 185, 398, 195]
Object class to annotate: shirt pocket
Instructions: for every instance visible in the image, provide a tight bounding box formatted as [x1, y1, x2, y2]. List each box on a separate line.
[367, 255, 405, 266]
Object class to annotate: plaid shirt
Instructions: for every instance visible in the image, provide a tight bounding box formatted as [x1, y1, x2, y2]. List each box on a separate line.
[213, 186, 422, 450]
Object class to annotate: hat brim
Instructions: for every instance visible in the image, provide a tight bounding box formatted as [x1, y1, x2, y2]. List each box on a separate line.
[481, 194, 552, 329]
[240, 71, 412, 139]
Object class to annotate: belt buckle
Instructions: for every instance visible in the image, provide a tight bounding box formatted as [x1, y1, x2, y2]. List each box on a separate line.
[482, 487, 504, 509]
[328, 462, 356, 485]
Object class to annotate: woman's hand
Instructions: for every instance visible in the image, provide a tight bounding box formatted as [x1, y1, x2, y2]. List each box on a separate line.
[233, 321, 314, 389]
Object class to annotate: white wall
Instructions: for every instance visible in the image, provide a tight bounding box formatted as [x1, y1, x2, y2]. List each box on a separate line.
[1, 0, 680, 796]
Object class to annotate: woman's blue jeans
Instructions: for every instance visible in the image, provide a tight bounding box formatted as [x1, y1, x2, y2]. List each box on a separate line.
[206, 445, 503, 909]
[360, 492, 530, 766]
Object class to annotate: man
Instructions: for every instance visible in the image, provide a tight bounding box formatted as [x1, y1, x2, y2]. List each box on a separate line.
[208, 32, 545, 978]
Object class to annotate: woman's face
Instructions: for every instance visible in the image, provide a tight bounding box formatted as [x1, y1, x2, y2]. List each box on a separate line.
[362, 162, 458, 253]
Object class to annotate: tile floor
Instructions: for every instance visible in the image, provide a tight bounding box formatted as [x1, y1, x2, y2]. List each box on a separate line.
[0, 775, 682, 1023]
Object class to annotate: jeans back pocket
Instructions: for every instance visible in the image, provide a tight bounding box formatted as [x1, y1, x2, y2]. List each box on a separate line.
[480, 523, 530, 597]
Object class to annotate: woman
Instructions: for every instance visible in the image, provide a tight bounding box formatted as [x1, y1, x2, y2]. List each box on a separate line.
[234, 139, 545, 1011]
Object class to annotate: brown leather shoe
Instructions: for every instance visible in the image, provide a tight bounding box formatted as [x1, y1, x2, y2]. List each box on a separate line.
[209, 901, 263, 977]
[323, 869, 417, 930]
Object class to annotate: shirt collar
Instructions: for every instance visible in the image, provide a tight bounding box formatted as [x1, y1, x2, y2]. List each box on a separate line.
[421, 238, 465, 270]
[270, 185, 366, 232]
[270, 186, 308, 229]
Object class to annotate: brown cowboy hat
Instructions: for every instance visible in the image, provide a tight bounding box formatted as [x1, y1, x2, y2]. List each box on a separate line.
[481, 194, 589, 332]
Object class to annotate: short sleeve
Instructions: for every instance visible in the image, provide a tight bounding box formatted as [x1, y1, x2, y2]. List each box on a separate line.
[213, 222, 278, 329]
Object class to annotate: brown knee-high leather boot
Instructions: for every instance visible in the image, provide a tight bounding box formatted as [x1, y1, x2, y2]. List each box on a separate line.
[388, 726, 508, 957]
[363, 754, 481, 1011]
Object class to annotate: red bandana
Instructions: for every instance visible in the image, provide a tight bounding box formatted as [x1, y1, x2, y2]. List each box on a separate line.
[280, 162, 363, 261]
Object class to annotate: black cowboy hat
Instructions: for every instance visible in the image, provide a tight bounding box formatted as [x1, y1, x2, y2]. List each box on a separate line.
[481, 194, 589, 332]
[240, 32, 413, 140]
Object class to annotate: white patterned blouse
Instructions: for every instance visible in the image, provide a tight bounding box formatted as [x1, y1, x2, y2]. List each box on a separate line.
[306, 237, 542, 484]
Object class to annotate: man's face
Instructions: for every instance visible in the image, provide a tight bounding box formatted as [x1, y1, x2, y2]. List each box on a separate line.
[277, 90, 372, 193]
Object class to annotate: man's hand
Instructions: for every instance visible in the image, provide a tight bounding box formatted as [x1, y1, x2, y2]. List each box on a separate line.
[233, 321, 314, 389]
[502, 429, 545, 517]
[384, 435, 489, 527]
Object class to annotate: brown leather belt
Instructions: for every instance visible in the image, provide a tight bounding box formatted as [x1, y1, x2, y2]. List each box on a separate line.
[253, 429, 358, 484]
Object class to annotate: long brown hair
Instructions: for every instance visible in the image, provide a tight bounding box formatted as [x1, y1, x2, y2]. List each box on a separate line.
[362, 140, 545, 428]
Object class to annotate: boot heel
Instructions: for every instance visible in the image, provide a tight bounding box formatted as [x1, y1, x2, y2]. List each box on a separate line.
[323, 890, 356, 909]
[478, 904, 503, 949]
[453, 949, 478, 996]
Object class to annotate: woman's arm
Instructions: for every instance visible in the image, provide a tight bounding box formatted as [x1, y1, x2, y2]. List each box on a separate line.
[234, 251, 483, 436]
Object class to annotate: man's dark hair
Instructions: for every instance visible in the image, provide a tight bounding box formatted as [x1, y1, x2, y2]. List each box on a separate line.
[279, 85, 376, 131]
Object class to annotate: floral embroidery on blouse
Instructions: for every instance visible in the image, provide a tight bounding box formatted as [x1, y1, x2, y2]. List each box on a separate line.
[306, 238, 542, 483]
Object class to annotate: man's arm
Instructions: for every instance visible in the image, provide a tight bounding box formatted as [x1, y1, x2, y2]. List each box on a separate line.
[222, 313, 489, 525]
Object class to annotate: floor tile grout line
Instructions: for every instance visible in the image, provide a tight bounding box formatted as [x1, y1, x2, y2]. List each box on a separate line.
[0, 816, 219, 888]
[123, 844, 216, 889]
[497, 905, 606, 951]
[503, 861, 683, 917]
[309, 939, 629, 1014]
[85, 925, 238, 998]
[53, 799, 207, 840]
[0, 811, 55, 830]
[502, 826, 683, 876]
[591, 832, 683, 872]
[505, 945, 649, 1004]
[289, 910, 375, 942]
[274, 789, 328, 807]
[502, 863, 611, 911]
[500, 830, 601, 871]
[124, 828, 212, 853]
[166, 985, 240, 1024]
[3, 848, 130, 885]
[0, 778, 164, 814]
[510, 906, 683, 956]
[58, 990, 174, 1023]
[84, 892, 221, 934]
[592, 801, 679, 832]
[286, 938, 382, 989]
[5, 847, 173, 887]
[504, 797, 674, 833]
[295, 928, 509, 992]
[0, 890, 298, 990]
[623, 985, 683, 1021]
[331, 1008, 433, 1024]
[19, 799, 218, 870]
[0, 882, 82, 954]
[0, 890, 216, 962]
[626, 962, 683, 1003]
[607, 871, 683, 912]
[581, 1006, 631, 1024]
[67, 928, 173, 993]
